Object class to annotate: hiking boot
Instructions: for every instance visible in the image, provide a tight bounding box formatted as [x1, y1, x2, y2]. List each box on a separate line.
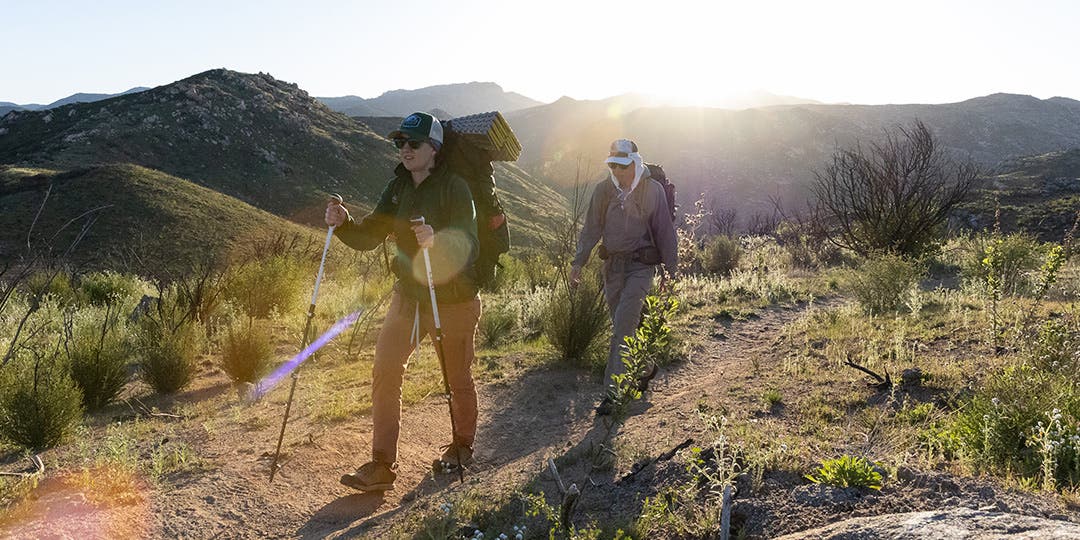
[636, 364, 659, 392]
[434, 442, 474, 472]
[595, 396, 614, 416]
[340, 461, 396, 492]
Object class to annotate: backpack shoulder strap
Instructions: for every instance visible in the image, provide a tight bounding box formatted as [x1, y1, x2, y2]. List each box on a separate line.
[597, 179, 616, 229]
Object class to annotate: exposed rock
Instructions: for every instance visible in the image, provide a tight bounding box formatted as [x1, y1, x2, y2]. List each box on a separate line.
[774, 508, 1080, 539]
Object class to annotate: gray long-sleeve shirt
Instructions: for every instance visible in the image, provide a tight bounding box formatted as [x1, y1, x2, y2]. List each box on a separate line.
[572, 175, 678, 275]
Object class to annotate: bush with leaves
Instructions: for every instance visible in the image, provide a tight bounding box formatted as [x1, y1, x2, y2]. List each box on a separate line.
[929, 359, 1080, 490]
[806, 455, 883, 490]
[703, 235, 742, 276]
[0, 354, 85, 450]
[478, 303, 518, 349]
[66, 306, 132, 411]
[225, 254, 308, 320]
[542, 271, 608, 370]
[136, 319, 200, 394]
[21, 270, 76, 305]
[219, 320, 273, 384]
[76, 271, 142, 308]
[848, 253, 925, 314]
[961, 231, 1043, 297]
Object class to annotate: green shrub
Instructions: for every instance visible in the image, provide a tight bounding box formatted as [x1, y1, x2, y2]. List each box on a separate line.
[136, 320, 200, 394]
[961, 232, 1043, 296]
[703, 235, 742, 276]
[806, 455, 883, 490]
[219, 321, 273, 384]
[67, 310, 132, 411]
[22, 270, 75, 305]
[543, 273, 608, 369]
[848, 254, 925, 314]
[1031, 316, 1080, 377]
[478, 303, 518, 348]
[931, 361, 1080, 490]
[225, 255, 308, 320]
[0, 358, 85, 450]
[77, 271, 141, 307]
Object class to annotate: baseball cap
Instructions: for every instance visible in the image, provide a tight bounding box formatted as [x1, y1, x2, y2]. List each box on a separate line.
[605, 139, 638, 166]
[387, 112, 444, 144]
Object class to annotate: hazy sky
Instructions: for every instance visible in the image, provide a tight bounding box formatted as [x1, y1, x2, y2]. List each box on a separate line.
[2, 0, 1078, 105]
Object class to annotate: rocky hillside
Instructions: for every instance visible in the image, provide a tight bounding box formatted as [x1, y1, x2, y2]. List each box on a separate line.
[318, 82, 541, 118]
[508, 94, 1080, 221]
[958, 148, 1080, 240]
[0, 69, 400, 218]
[0, 70, 567, 252]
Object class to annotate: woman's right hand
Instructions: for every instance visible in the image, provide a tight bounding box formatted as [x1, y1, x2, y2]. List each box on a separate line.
[325, 198, 347, 227]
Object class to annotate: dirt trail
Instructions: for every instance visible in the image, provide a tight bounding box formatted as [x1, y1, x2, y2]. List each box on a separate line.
[0, 301, 813, 539]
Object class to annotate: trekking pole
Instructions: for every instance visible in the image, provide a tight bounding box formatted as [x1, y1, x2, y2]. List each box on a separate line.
[269, 194, 341, 483]
[411, 216, 465, 484]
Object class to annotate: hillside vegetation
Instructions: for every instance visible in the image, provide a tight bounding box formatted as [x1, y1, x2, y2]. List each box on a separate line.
[0, 163, 323, 271]
[959, 148, 1080, 241]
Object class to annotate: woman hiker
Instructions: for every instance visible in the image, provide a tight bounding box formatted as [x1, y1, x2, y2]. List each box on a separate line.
[325, 112, 482, 491]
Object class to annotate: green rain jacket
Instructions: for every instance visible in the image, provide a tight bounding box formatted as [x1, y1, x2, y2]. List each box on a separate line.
[334, 162, 479, 305]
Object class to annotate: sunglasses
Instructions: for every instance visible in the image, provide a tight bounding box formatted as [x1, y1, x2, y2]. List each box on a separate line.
[393, 138, 425, 150]
[607, 162, 631, 170]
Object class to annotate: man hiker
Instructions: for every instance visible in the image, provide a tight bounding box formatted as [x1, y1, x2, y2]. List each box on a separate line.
[570, 138, 678, 416]
[325, 112, 482, 491]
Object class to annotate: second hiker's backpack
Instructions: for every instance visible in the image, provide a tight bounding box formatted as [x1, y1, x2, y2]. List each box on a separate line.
[645, 163, 678, 223]
[440, 112, 521, 287]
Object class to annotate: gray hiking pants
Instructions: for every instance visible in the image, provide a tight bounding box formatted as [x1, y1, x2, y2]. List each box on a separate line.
[602, 258, 655, 387]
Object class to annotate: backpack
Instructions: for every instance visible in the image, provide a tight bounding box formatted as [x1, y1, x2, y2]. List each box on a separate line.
[645, 163, 678, 223]
[440, 112, 521, 287]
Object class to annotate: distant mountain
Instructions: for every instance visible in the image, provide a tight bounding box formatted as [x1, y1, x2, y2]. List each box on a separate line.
[0, 87, 150, 116]
[0, 163, 322, 270]
[318, 82, 542, 118]
[0, 69, 566, 259]
[957, 148, 1080, 241]
[507, 93, 1080, 222]
[43, 87, 150, 109]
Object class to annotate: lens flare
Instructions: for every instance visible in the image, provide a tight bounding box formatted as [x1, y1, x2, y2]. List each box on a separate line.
[254, 309, 362, 399]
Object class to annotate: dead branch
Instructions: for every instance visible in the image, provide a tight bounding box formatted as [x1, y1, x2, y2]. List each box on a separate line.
[618, 437, 694, 483]
[547, 457, 580, 533]
[844, 354, 892, 390]
[0, 455, 45, 478]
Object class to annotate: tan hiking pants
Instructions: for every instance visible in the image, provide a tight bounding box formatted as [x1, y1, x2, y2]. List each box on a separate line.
[602, 259, 655, 387]
[371, 291, 482, 464]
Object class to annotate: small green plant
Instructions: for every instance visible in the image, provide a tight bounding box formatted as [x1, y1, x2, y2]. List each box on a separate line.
[806, 455, 883, 490]
[219, 321, 273, 384]
[762, 388, 782, 409]
[478, 303, 518, 348]
[149, 441, 201, 481]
